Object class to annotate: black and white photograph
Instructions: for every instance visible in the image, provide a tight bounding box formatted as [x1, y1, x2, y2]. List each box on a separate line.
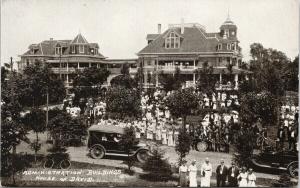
[1, 0, 299, 187]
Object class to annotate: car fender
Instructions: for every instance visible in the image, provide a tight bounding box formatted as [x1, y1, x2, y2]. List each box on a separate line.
[134, 148, 150, 156]
[90, 144, 106, 154]
[287, 161, 298, 169]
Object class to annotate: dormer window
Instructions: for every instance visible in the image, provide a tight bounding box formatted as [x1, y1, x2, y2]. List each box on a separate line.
[227, 43, 231, 50]
[165, 32, 180, 49]
[95, 48, 98, 55]
[71, 46, 75, 54]
[79, 45, 84, 53]
[55, 44, 62, 55]
[217, 43, 222, 50]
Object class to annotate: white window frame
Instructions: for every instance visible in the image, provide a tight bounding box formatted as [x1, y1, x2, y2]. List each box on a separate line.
[225, 29, 229, 37]
[165, 32, 180, 49]
[55, 47, 62, 55]
[217, 43, 222, 50]
[71, 46, 75, 53]
[227, 43, 231, 50]
[79, 45, 84, 53]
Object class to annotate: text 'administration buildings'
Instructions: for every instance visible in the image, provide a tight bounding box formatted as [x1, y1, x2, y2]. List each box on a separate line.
[19, 16, 250, 91]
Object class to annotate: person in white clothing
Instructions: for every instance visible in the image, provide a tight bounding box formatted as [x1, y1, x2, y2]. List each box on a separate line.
[179, 160, 188, 187]
[247, 168, 256, 187]
[237, 167, 248, 187]
[188, 160, 198, 187]
[200, 158, 212, 187]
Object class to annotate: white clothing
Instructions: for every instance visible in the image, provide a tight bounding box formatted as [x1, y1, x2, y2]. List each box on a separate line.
[188, 164, 198, 187]
[200, 162, 212, 187]
[247, 173, 256, 187]
[179, 165, 188, 173]
[167, 131, 174, 146]
[238, 172, 248, 187]
[162, 129, 167, 145]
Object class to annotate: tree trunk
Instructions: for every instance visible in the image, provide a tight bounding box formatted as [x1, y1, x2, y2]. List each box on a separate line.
[35, 132, 39, 163]
[183, 116, 187, 132]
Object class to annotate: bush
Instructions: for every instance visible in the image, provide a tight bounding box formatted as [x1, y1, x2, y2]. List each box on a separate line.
[175, 128, 192, 165]
[141, 148, 173, 182]
[272, 173, 294, 187]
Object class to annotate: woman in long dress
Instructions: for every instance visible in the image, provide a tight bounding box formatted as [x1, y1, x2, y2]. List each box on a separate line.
[247, 168, 256, 187]
[237, 167, 248, 187]
[179, 160, 188, 187]
[188, 160, 198, 187]
[162, 128, 167, 145]
[200, 158, 212, 187]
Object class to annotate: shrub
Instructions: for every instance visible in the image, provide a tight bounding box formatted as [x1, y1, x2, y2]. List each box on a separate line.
[141, 148, 173, 182]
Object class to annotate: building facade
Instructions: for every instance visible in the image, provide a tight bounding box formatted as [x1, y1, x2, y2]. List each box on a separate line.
[137, 17, 250, 90]
[19, 33, 138, 90]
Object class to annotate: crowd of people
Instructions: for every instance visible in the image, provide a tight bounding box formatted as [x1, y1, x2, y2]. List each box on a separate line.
[179, 158, 256, 187]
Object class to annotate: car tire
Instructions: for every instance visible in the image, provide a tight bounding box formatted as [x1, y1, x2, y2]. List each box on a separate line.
[136, 149, 150, 163]
[90, 145, 105, 159]
[287, 161, 298, 178]
[196, 141, 207, 152]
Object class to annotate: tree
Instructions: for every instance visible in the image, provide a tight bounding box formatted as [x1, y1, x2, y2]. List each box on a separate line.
[47, 111, 87, 147]
[22, 109, 46, 162]
[233, 126, 256, 168]
[283, 55, 299, 92]
[141, 147, 173, 182]
[120, 126, 138, 174]
[72, 66, 110, 105]
[240, 91, 278, 127]
[106, 87, 142, 119]
[195, 61, 216, 95]
[165, 88, 200, 130]
[159, 67, 183, 92]
[16, 62, 65, 107]
[175, 128, 192, 165]
[110, 75, 137, 89]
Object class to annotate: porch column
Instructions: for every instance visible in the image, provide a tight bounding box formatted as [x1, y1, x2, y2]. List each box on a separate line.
[193, 59, 196, 69]
[234, 74, 239, 89]
[89, 62, 91, 67]
[193, 73, 196, 85]
[172, 60, 175, 76]
[77, 62, 80, 69]
[156, 58, 159, 87]
[219, 73, 222, 84]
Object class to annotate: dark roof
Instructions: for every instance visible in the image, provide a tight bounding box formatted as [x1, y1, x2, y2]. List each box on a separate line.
[138, 26, 238, 54]
[71, 33, 88, 44]
[146, 34, 160, 40]
[88, 124, 124, 134]
[22, 35, 105, 58]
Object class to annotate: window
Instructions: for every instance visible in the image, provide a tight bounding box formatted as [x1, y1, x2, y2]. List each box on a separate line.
[55, 46, 62, 55]
[217, 43, 222, 50]
[225, 29, 229, 38]
[79, 45, 84, 53]
[227, 43, 231, 50]
[95, 48, 98, 54]
[165, 32, 180, 49]
[71, 46, 75, 53]
[232, 43, 236, 50]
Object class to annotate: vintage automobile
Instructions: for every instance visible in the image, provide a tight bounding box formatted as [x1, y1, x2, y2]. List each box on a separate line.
[251, 150, 298, 178]
[87, 124, 150, 163]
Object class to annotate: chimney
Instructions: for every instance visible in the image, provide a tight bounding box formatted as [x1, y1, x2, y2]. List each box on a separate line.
[158, 24, 161, 34]
[50, 38, 53, 41]
[181, 18, 184, 34]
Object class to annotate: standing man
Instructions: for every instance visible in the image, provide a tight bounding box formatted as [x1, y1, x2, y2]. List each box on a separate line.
[200, 158, 212, 187]
[216, 159, 228, 187]
[277, 125, 285, 150]
[227, 162, 239, 187]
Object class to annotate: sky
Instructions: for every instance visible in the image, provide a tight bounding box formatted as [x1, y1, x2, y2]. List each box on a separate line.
[1, 0, 299, 65]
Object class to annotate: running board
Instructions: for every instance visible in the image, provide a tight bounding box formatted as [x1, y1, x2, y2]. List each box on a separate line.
[251, 159, 287, 170]
[106, 153, 135, 157]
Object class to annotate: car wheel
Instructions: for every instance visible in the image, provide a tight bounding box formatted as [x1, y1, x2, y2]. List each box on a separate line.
[136, 150, 150, 163]
[90, 145, 105, 159]
[196, 141, 207, 152]
[287, 161, 298, 178]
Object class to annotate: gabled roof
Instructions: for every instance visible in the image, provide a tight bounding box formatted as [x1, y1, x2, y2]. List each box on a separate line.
[71, 33, 88, 44]
[22, 38, 105, 58]
[138, 26, 223, 54]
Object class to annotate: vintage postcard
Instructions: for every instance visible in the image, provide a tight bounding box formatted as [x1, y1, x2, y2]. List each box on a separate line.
[1, 0, 299, 187]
